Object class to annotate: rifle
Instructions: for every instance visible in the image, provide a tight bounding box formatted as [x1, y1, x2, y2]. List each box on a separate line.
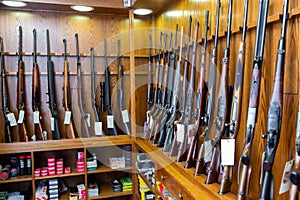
[176, 21, 199, 162]
[75, 33, 90, 138]
[147, 35, 153, 110]
[206, 0, 233, 185]
[219, 0, 249, 194]
[185, 11, 209, 168]
[46, 29, 60, 140]
[103, 38, 118, 136]
[163, 25, 183, 152]
[32, 29, 46, 141]
[117, 39, 131, 135]
[100, 82, 105, 113]
[260, 0, 288, 198]
[169, 16, 192, 157]
[237, 0, 270, 199]
[195, 0, 220, 176]
[91, 47, 104, 136]
[17, 26, 29, 142]
[157, 24, 179, 147]
[0, 37, 12, 143]
[144, 32, 163, 139]
[62, 39, 77, 139]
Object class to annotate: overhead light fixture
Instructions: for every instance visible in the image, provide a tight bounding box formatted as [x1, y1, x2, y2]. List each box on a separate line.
[71, 5, 94, 12]
[2, 0, 27, 7]
[134, 8, 153, 16]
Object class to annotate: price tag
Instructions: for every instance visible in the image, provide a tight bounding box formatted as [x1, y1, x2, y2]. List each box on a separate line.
[42, 131, 47, 141]
[146, 111, 150, 124]
[221, 139, 235, 166]
[34, 111, 40, 124]
[17, 110, 25, 124]
[107, 115, 114, 128]
[64, 111, 72, 125]
[187, 124, 194, 144]
[204, 140, 212, 163]
[50, 117, 55, 131]
[260, 151, 266, 184]
[279, 159, 294, 194]
[7, 113, 17, 126]
[149, 116, 153, 128]
[31, 135, 36, 141]
[86, 114, 91, 127]
[122, 110, 130, 123]
[94, 122, 103, 136]
[176, 124, 184, 143]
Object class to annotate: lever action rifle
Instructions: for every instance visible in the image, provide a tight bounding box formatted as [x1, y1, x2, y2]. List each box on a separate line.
[219, 0, 249, 194]
[75, 33, 90, 138]
[237, 0, 270, 199]
[17, 26, 29, 142]
[103, 39, 118, 136]
[32, 29, 45, 141]
[259, 0, 288, 198]
[145, 35, 153, 132]
[157, 25, 179, 147]
[117, 39, 131, 135]
[169, 16, 192, 157]
[62, 39, 77, 139]
[206, 0, 233, 185]
[176, 21, 199, 162]
[163, 26, 183, 152]
[91, 47, 104, 136]
[0, 37, 12, 143]
[46, 29, 60, 140]
[185, 11, 209, 169]
[195, 0, 220, 176]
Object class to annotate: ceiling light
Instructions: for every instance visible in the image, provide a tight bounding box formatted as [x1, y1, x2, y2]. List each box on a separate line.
[2, 0, 27, 7]
[71, 5, 94, 12]
[134, 8, 153, 15]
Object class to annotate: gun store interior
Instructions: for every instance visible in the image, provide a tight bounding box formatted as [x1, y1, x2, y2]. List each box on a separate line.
[0, 0, 300, 199]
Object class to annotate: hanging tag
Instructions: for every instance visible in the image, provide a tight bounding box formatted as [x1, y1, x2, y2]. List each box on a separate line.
[149, 116, 153, 128]
[17, 110, 25, 124]
[204, 140, 213, 163]
[64, 111, 71, 125]
[279, 159, 294, 194]
[122, 110, 130, 123]
[86, 114, 91, 127]
[187, 124, 194, 144]
[31, 134, 36, 141]
[51, 117, 55, 131]
[146, 111, 150, 124]
[34, 111, 40, 124]
[260, 151, 266, 184]
[94, 122, 103, 136]
[176, 124, 184, 143]
[107, 115, 114, 128]
[42, 131, 47, 141]
[7, 113, 17, 126]
[221, 139, 235, 166]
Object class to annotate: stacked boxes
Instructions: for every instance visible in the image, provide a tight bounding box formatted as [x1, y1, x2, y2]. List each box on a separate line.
[48, 179, 59, 200]
[120, 177, 132, 192]
[76, 152, 85, 173]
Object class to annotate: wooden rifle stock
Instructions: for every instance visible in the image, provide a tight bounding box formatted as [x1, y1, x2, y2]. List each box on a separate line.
[63, 39, 76, 139]
[17, 26, 29, 142]
[75, 33, 90, 138]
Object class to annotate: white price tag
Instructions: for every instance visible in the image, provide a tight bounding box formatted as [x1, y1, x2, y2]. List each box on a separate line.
[31, 135, 36, 141]
[94, 122, 103, 136]
[86, 114, 91, 127]
[146, 111, 150, 124]
[107, 115, 114, 128]
[50, 117, 55, 131]
[122, 110, 130, 123]
[64, 111, 72, 125]
[7, 113, 17, 126]
[187, 124, 194, 144]
[176, 124, 184, 143]
[260, 151, 266, 184]
[221, 139, 235, 166]
[279, 159, 294, 194]
[34, 111, 40, 124]
[17, 110, 25, 124]
[204, 140, 213, 163]
[149, 116, 153, 128]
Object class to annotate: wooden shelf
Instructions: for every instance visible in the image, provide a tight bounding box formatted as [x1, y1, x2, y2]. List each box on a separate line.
[34, 171, 85, 180]
[87, 165, 132, 174]
[88, 183, 132, 199]
[0, 174, 32, 184]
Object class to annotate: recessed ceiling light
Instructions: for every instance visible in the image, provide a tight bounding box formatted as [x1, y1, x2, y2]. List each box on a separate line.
[71, 5, 94, 12]
[134, 8, 153, 15]
[2, 0, 27, 7]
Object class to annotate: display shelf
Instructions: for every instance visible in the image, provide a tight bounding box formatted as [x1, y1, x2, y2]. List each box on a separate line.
[88, 183, 132, 199]
[87, 165, 132, 174]
[0, 174, 32, 184]
[34, 171, 85, 180]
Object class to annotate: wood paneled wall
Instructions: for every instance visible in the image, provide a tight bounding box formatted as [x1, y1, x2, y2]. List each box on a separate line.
[153, 0, 300, 199]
